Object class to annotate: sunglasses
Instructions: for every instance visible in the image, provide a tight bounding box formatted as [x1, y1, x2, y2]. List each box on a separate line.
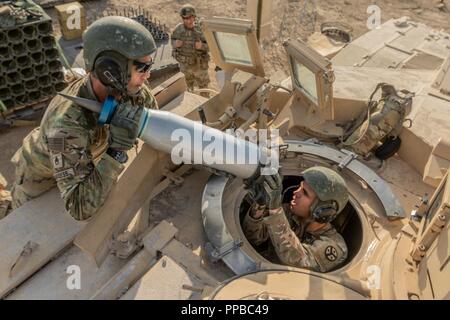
[133, 60, 153, 73]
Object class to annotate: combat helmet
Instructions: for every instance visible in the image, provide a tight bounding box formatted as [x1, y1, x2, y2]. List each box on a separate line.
[83, 16, 156, 92]
[180, 4, 196, 18]
[302, 167, 349, 223]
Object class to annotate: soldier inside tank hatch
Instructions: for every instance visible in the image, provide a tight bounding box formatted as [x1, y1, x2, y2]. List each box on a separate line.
[171, 4, 211, 97]
[9, 16, 159, 221]
[243, 167, 349, 273]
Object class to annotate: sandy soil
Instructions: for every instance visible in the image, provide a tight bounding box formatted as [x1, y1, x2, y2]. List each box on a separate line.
[1, 0, 449, 187]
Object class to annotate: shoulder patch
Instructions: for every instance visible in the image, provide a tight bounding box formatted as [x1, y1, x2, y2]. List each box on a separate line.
[325, 245, 338, 262]
[51, 153, 64, 169]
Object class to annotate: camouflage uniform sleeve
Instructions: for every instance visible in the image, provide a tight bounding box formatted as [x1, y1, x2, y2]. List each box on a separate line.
[45, 105, 124, 221]
[171, 25, 180, 58]
[140, 84, 159, 110]
[242, 209, 269, 246]
[171, 24, 182, 40]
[171, 24, 183, 51]
[263, 208, 346, 272]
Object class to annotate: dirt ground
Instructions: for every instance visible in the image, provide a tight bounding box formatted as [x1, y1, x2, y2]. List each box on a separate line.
[1, 0, 450, 186]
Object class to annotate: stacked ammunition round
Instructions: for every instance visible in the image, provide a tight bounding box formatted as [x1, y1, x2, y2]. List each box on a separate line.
[130, 14, 169, 41]
[0, 7, 67, 111]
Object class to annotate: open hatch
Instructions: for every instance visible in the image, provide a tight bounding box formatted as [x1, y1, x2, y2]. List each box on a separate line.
[201, 17, 265, 77]
[284, 39, 335, 120]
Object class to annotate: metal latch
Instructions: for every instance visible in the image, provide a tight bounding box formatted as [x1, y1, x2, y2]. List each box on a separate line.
[205, 239, 243, 263]
[338, 151, 358, 170]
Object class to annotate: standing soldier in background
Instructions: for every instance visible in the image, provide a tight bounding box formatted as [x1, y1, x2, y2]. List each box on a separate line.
[0, 173, 12, 219]
[171, 4, 211, 97]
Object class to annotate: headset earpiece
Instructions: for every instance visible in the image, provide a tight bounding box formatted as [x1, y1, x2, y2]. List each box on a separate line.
[94, 56, 126, 92]
[312, 201, 338, 223]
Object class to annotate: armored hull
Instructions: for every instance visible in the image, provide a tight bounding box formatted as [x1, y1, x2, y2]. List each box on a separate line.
[1, 15, 449, 300]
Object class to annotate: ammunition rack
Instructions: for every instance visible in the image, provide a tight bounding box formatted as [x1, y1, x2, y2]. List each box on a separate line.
[0, 1, 67, 117]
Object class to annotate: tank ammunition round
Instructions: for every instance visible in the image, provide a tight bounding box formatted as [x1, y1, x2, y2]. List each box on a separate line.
[27, 39, 42, 53]
[0, 88, 11, 100]
[7, 29, 23, 44]
[24, 79, 38, 90]
[31, 52, 45, 64]
[34, 64, 49, 74]
[20, 67, 34, 80]
[11, 83, 24, 95]
[38, 75, 52, 87]
[12, 43, 27, 56]
[22, 26, 37, 40]
[37, 22, 52, 35]
[41, 36, 55, 49]
[16, 56, 31, 68]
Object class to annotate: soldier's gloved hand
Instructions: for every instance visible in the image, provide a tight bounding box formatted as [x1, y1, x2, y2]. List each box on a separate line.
[195, 41, 203, 50]
[251, 173, 283, 210]
[106, 148, 129, 164]
[109, 99, 144, 151]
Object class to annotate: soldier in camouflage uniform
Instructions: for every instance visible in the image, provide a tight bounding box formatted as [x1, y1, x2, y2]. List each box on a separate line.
[0, 173, 12, 219]
[171, 4, 210, 96]
[10, 16, 158, 221]
[243, 167, 349, 272]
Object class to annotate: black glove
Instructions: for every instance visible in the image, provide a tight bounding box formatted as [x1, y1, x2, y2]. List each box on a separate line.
[106, 148, 129, 164]
[248, 173, 283, 210]
[109, 99, 143, 151]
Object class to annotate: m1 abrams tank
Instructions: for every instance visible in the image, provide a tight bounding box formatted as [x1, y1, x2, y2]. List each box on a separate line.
[0, 15, 449, 300]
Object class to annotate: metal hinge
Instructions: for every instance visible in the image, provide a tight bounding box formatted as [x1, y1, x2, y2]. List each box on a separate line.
[338, 150, 358, 170]
[205, 239, 243, 263]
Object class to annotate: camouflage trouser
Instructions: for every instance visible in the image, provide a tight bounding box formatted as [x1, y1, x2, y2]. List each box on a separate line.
[179, 63, 210, 97]
[11, 155, 56, 209]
